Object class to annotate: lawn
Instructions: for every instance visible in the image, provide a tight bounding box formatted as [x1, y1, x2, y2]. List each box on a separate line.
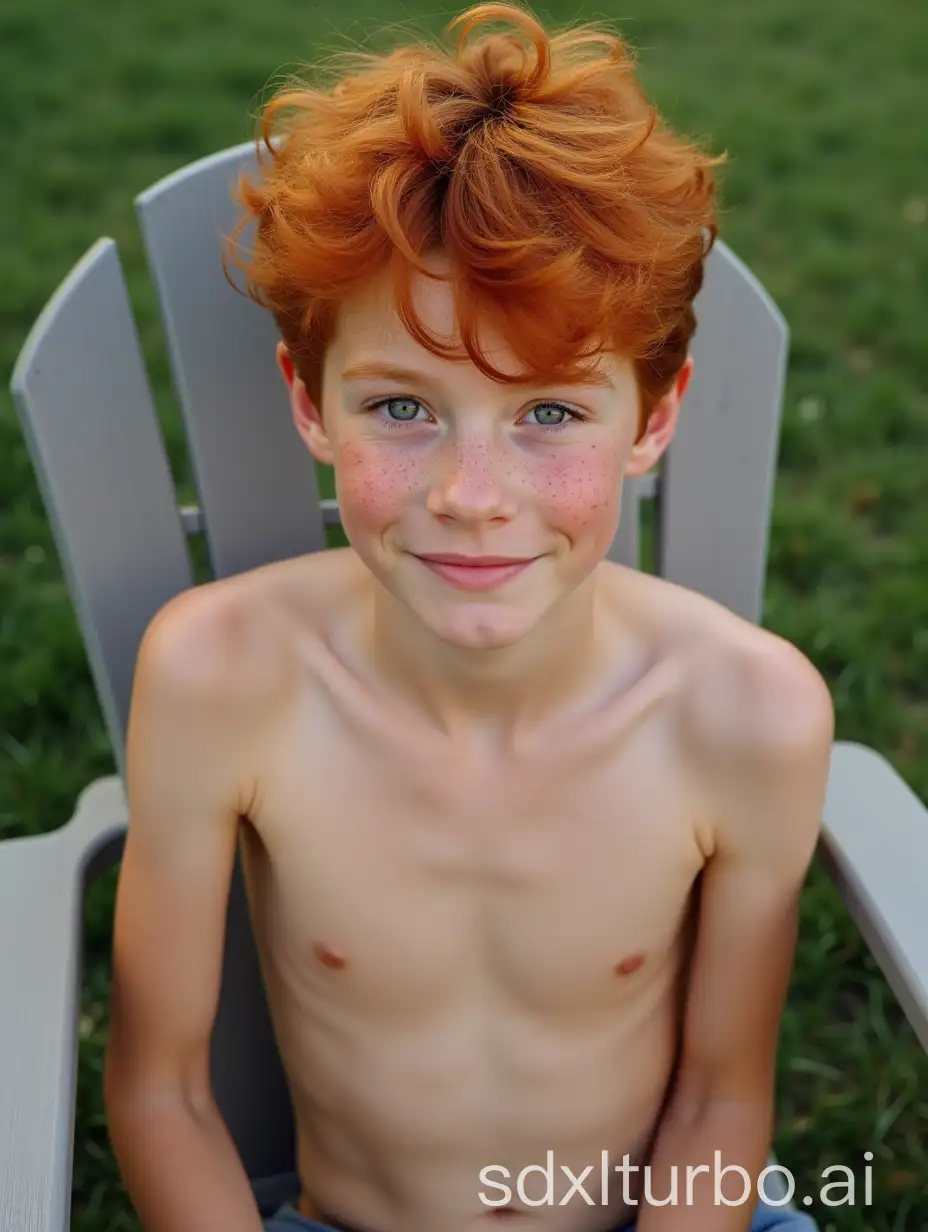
[1, 0, 927, 1228]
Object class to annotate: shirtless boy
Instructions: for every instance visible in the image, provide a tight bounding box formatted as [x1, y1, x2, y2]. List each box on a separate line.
[103, 5, 834, 1231]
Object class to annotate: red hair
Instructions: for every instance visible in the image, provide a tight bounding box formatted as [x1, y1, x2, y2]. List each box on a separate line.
[224, 2, 726, 428]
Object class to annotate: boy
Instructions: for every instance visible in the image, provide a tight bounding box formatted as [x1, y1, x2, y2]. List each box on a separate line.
[103, 4, 833, 1231]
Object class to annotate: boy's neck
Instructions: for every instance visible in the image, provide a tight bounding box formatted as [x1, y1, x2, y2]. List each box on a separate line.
[359, 565, 625, 754]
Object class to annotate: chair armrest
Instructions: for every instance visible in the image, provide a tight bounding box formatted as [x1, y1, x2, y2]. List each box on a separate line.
[0, 775, 126, 1232]
[818, 740, 928, 1053]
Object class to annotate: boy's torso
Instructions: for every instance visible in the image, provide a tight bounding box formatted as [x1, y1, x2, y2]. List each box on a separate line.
[209, 546, 767, 1232]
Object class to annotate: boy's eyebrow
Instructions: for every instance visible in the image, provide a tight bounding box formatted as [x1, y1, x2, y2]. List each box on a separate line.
[340, 360, 614, 391]
[341, 361, 445, 387]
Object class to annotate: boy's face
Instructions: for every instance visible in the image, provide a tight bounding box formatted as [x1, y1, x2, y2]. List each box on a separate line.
[278, 256, 691, 652]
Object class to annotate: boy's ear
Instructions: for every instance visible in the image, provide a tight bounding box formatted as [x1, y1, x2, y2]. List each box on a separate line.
[276, 342, 334, 466]
[625, 354, 694, 478]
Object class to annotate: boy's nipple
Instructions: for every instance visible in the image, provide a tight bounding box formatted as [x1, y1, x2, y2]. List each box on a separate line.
[614, 952, 645, 976]
[314, 941, 348, 970]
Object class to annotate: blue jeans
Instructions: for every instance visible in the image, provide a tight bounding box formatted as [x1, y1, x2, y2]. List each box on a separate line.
[263, 1198, 819, 1230]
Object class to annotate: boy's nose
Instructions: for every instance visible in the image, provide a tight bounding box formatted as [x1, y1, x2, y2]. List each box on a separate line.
[425, 437, 518, 523]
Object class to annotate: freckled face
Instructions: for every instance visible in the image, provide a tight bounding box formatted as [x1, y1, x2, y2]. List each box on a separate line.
[314, 266, 640, 650]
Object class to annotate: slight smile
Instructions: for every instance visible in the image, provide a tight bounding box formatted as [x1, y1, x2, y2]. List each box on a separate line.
[412, 554, 539, 592]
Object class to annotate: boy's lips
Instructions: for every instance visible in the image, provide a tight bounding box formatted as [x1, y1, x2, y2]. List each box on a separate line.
[412, 553, 539, 591]
[415, 553, 536, 566]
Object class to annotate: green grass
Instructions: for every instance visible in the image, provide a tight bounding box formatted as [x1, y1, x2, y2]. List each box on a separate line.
[1, 0, 927, 1228]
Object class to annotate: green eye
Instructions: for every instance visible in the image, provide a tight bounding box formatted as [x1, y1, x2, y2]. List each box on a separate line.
[530, 404, 569, 426]
[380, 397, 422, 422]
[526, 402, 582, 430]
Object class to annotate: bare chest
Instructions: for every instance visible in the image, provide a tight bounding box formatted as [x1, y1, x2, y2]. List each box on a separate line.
[241, 682, 706, 1023]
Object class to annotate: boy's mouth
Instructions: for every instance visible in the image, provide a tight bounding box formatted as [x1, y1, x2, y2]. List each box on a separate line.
[413, 554, 538, 591]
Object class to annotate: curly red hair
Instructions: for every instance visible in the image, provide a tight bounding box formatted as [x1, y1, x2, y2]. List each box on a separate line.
[224, 2, 726, 428]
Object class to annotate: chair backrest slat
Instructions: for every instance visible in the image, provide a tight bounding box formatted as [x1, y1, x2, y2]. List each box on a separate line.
[658, 242, 789, 625]
[135, 143, 327, 580]
[10, 235, 298, 1199]
[10, 239, 194, 775]
[606, 474, 642, 569]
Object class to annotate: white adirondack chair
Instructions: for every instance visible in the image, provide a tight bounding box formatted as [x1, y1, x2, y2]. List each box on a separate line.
[3, 143, 927, 1232]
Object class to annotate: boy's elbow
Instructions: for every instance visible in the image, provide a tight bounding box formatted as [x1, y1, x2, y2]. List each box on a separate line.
[103, 1031, 212, 1126]
[103, 1041, 161, 1130]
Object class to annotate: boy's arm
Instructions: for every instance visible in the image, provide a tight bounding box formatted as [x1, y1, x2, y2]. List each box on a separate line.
[636, 637, 835, 1232]
[104, 589, 277, 1232]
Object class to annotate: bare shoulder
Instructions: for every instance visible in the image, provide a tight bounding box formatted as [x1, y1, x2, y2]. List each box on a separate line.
[677, 603, 835, 768]
[127, 551, 354, 819]
[607, 564, 834, 851]
[137, 573, 287, 706]
[625, 570, 836, 861]
[135, 547, 356, 697]
[127, 576, 287, 817]
[605, 562, 834, 757]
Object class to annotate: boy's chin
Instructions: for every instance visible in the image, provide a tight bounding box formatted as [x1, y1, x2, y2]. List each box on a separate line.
[412, 600, 547, 652]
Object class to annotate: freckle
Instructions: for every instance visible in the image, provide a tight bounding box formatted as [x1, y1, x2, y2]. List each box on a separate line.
[614, 953, 645, 976]
[314, 942, 347, 970]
